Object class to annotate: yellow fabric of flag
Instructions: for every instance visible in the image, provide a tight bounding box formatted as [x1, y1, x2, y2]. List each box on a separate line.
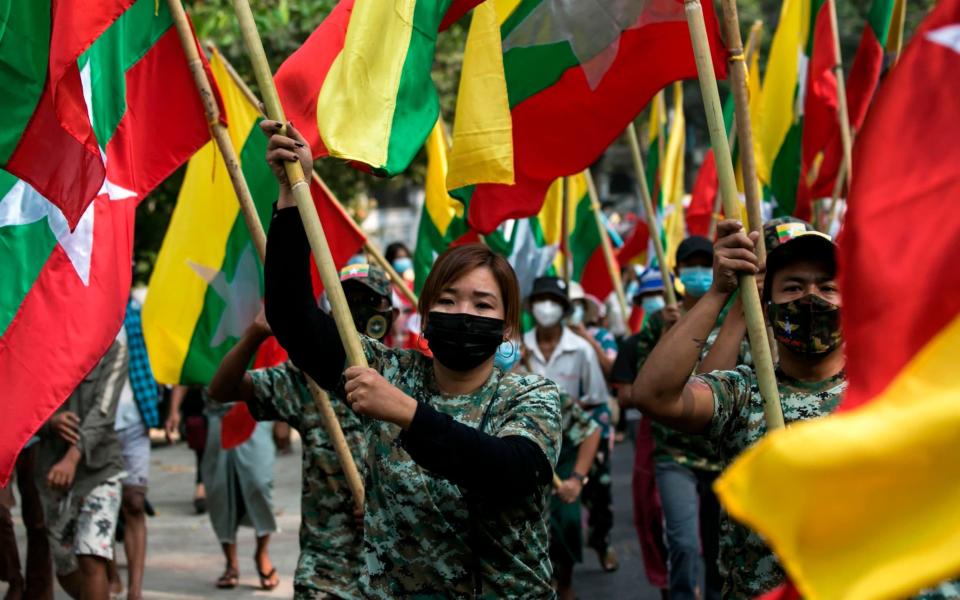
[142, 51, 259, 384]
[446, 0, 513, 190]
[746, 29, 767, 190]
[425, 120, 463, 235]
[661, 82, 686, 272]
[756, 0, 810, 184]
[716, 312, 960, 599]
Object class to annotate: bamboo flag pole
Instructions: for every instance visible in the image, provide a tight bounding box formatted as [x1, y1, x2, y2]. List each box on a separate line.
[706, 21, 762, 240]
[827, 0, 854, 191]
[229, 0, 369, 505]
[561, 178, 572, 291]
[167, 0, 266, 261]
[211, 43, 419, 308]
[584, 168, 629, 320]
[683, 0, 784, 430]
[625, 124, 678, 308]
[719, 8, 767, 262]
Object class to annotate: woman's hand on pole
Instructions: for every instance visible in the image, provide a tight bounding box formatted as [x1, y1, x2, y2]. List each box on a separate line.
[260, 120, 312, 208]
[344, 366, 418, 429]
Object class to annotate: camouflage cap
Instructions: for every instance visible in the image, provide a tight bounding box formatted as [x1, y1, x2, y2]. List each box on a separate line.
[763, 217, 837, 301]
[339, 263, 392, 297]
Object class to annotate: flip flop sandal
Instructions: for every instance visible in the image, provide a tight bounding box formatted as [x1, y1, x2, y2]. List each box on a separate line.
[216, 567, 239, 589]
[599, 548, 620, 572]
[258, 567, 280, 591]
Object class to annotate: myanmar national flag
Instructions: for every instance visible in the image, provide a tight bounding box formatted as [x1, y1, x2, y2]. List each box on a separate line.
[0, 0, 142, 229]
[413, 120, 469, 294]
[562, 173, 622, 301]
[801, 0, 899, 203]
[453, 0, 728, 235]
[756, 0, 811, 218]
[413, 119, 565, 298]
[274, 0, 480, 172]
[715, 1, 960, 596]
[143, 49, 366, 386]
[0, 0, 214, 484]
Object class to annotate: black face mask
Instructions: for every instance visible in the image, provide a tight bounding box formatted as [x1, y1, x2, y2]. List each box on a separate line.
[423, 312, 505, 372]
[352, 304, 394, 340]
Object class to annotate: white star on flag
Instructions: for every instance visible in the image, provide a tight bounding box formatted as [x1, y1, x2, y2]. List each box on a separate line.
[926, 24, 960, 55]
[0, 175, 134, 286]
[187, 244, 263, 346]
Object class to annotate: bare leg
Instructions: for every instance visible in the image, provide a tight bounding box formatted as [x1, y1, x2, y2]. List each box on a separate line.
[56, 569, 83, 600]
[106, 560, 122, 597]
[555, 557, 575, 600]
[77, 555, 109, 600]
[215, 543, 238, 589]
[120, 488, 146, 600]
[254, 535, 278, 589]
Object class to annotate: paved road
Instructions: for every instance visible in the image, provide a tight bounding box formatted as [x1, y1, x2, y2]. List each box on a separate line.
[7, 427, 659, 599]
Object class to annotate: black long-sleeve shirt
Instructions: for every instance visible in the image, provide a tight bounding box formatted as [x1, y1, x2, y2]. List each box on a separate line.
[264, 207, 552, 499]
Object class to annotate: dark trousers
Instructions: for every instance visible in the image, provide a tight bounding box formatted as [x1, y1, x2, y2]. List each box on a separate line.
[0, 446, 53, 600]
[582, 439, 614, 553]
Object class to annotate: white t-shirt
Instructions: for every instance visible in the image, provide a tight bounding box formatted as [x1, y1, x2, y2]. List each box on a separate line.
[113, 326, 140, 431]
[523, 326, 608, 406]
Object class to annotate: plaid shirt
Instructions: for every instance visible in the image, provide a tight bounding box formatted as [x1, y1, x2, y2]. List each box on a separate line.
[124, 299, 160, 428]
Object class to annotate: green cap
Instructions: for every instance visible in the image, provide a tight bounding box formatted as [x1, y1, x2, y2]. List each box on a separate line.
[339, 263, 391, 297]
[763, 218, 837, 301]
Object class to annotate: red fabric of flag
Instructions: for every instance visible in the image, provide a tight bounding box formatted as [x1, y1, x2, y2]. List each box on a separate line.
[688, 150, 718, 236]
[466, 0, 728, 234]
[5, 1, 139, 230]
[0, 24, 216, 485]
[839, 0, 960, 411]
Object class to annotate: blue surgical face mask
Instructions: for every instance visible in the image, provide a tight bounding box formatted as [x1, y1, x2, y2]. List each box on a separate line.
[569, 304, 585, 326]
[679, 266, 713, 298]
[641, 295, 666, 315]
[494, 340, 521, 372]
[392, 257, 413, 275]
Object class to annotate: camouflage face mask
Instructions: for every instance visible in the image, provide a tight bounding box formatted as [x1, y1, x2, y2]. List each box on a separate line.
[767, 294, 842, 356]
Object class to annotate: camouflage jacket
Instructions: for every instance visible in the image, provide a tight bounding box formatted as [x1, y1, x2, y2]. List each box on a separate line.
[247, 362, 365, 600]
[697, 365, 846, 599]
[349, 337, 561, 599]
[634, 309, 723, 471]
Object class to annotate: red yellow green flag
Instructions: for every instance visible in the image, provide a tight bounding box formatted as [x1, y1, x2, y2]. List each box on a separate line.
[715, 2, 960, 596]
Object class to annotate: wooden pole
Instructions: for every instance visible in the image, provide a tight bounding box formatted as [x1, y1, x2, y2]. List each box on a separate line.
[827, 0, 854, 191]
[232, 0, 366, 368]
[211, 44, 419, 309]
[684, 0, 784, 430]
[625, 124, 678, 308]
[584, 168, 629, 320]
[720, 8, 767, 262]
[229, 0, 368, 507]
[167, 1, 266, 262]
[561, 177, 572, 291]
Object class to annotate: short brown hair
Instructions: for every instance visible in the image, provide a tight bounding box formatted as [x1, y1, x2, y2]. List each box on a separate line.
[418, 243, 521, 335]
